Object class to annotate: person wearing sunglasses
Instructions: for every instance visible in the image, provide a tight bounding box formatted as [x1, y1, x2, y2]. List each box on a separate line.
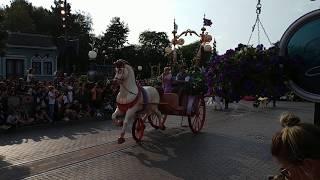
[270, 112, 320, 180]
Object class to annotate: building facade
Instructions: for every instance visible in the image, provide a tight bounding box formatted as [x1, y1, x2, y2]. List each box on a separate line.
[0, 32, 58, 80]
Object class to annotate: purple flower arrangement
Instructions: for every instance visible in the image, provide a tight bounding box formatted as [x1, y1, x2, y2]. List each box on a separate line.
[206, 43, 287, 101]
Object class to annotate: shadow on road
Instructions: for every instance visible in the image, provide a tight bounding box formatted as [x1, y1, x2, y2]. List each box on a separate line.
[0, 155, 30, 180]
[0, 119, 114, 146]
[124, 129, 277, 179]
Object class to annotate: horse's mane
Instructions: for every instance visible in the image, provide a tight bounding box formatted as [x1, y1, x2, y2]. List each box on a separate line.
[123, 64, 137, 89]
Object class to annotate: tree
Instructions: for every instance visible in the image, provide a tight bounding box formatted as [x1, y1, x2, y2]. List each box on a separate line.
[0, 7, 7, 56]
[139, 31, 170, 50]
[120, 45, 141, 64]
[2, 0, 36, 33]
[1, 0, 93, 72]
[179, 41, 200, 65]
[30, 6, 54, 35]
[50, 1, 93, 73]
[69, 11, 92, 36]
[66, 11, 93, 72]
[100, 17, 129, 61]
[138, 31, 170, 73]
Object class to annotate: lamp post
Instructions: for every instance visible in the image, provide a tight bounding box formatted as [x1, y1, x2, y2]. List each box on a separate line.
[137, 66, 143, 79]
[88, 48, 97, 70]
[88, 49, 97, 60]
[102, 50, 108, 65]
[60, 0, 68, 40]
[59, 0, 70, 73]
[88, 49, 97, 81]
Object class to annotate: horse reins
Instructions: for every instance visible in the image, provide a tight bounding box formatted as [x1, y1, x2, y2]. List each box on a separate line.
[114, 72, 138, 96]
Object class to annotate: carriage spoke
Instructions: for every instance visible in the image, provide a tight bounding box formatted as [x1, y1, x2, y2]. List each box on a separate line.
[192, 116, 198, 127]
[132, 117, 145, 142]
[188, 97, 206, 134]
[196, 116, 201, 129]
[148, 113, 166, 129]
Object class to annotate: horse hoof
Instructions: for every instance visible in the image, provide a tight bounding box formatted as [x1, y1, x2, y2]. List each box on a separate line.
[118, 137, 125, 144]
[160, 125, 166, 130]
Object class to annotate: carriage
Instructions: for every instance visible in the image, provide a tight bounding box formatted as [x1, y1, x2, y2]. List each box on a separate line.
[131, 87, 206, 143]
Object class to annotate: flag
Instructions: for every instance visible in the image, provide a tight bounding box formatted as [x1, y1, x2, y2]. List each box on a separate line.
[174, 20, 178, 31]
[203, 18, 212, 27]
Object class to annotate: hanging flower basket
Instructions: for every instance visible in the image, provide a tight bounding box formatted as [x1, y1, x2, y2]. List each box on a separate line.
[206, 43, 287, 101]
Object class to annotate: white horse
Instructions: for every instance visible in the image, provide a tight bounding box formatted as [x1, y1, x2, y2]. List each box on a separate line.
[112, 59, 162, 144]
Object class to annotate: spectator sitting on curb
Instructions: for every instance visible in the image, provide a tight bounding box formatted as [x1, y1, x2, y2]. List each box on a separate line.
[270, 112, 320, 180]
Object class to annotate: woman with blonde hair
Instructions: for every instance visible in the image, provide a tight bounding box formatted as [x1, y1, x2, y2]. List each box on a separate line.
[271, 112, 320, 179]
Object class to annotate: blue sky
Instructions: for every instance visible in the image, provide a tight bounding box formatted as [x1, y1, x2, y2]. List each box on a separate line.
[1, 0, 319, 53]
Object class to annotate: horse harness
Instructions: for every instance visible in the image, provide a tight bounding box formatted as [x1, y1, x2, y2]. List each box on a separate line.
[114, 59, 148, 113]
[116, 86, 148, 113]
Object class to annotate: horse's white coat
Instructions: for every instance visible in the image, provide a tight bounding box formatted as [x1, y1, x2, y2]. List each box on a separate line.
[112, 64, 161, 139]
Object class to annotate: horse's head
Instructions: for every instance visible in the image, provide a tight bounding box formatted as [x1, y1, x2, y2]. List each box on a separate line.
[113, 59, 134, 84]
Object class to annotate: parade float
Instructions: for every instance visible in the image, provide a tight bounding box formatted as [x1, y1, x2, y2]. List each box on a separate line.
[111, 17, 214, 144]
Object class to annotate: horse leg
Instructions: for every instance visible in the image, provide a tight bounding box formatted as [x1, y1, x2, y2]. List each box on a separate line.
[118, 108, 136, 144]
[112, 108, 124, 126]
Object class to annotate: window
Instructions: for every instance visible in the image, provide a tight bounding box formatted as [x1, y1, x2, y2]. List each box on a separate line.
[32, 62, 41, 75]
[43, 62, 52, 75]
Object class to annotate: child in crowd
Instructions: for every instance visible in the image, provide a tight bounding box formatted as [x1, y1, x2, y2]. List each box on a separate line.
[48, 86, 56, 122]
[35, 106, 51, 123]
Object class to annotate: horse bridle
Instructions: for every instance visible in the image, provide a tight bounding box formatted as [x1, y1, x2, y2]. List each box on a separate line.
[114, 67, 138, 96]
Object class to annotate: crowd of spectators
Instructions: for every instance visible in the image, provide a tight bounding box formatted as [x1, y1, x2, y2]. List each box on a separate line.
[0, 72, 116, 131]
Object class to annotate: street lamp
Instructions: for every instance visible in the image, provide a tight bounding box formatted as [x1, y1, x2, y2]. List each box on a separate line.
[137, 66, 143, 79]
[88, 49, 97, 60]
[102, 50, 109, 65]
[59, 0, 68, 37]
[59, 0, 70, 73]
[104, 54, 108, 65]
[88, 49, 97, 81]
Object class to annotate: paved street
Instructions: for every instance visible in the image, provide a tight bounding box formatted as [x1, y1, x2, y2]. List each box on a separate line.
[0, 101, 315, 180]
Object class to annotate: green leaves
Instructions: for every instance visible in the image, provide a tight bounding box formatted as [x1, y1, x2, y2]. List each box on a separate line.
[138, 30, 170, 68]
[139, 31, 169, 51]
[2, 0, 36, 33]
[102, 17, 129, 50]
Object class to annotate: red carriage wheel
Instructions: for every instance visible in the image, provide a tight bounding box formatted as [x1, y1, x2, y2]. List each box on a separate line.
[132, 117, 145, 142]
[148, 113, 167, 130]
[188, 96, 206, 133]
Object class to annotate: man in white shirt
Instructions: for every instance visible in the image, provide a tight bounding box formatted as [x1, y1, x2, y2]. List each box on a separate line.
[67, 86, 73, 103]
[48, 86, 56, 122]
[26, 68, 34, 83]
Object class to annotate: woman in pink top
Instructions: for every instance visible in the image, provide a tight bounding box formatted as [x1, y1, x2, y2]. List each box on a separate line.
[161, 67, 173, 93]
